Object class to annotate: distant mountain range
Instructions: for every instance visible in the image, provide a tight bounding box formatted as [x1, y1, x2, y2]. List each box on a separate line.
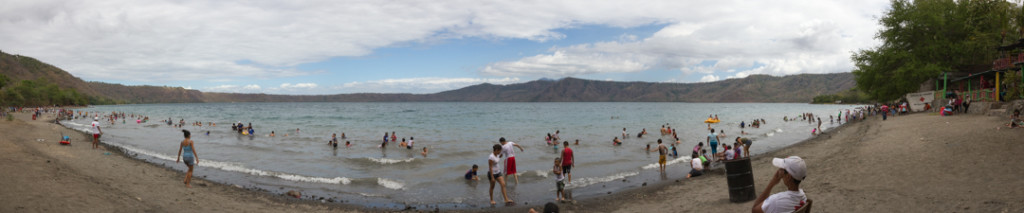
[0, 51, 855, 103]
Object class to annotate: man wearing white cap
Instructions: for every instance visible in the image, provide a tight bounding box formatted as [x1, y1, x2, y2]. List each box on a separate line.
[752, 156, 808, 213]
[91, 117, 102, 149]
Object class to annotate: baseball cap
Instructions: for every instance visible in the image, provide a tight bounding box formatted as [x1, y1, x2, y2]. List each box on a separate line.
[772, 156, 806, 181]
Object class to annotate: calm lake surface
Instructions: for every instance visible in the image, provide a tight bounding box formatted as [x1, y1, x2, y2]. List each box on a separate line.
[62, 102, 856, 208]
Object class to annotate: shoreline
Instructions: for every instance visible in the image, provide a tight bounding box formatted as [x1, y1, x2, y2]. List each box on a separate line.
[565, 112, 864, 212]
[573, 112, 1024, 212]
[4, 111, 1023, 212]
[0, 113, 368, 212]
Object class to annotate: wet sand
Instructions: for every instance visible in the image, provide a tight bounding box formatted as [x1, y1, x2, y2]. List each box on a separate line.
[574, 112, 1024, 213]
[2, 112, 1023, 213]
[0, 113, 361, 213]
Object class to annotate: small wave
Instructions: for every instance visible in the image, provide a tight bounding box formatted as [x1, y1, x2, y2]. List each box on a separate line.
[641, 156, 691, 170]
[366, 157, 415, 164]
[566, 171, 639, 189]
[775, 128, 784, 133]
[766, 132, 775, 137]
[377, 178, 404, 190]
[107, 142, 352, 185]
[532, 170, 550, 178]
[359, 192, 385, 197]
[64, 122, 87, 127]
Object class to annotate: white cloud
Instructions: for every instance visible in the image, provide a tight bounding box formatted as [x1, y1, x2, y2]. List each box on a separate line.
[699, 75, 720, 82]
[338, 77, 520, 94]
[481, 1, 888, 78]
[279, 83, 318, 89]
[0, 0, 888, 89]
[205, 84, 262, 93]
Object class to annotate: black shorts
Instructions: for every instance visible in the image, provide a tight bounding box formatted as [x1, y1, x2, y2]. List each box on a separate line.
[689, 169, 703, 177]
[487, 173, 503, 181]
[562, 165, 572, 174]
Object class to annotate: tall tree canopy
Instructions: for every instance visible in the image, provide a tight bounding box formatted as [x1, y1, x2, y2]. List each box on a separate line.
[852, 0, 1023, 101]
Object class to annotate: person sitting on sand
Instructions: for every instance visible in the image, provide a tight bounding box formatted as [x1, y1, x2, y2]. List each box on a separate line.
[717, 145, 735, 161]
[700, 149, 710, 168]
[693, 142, 703, 156]
[752, 156, 808, 213]
[465, 164, 479, 181]
[686, 152, 703, 178]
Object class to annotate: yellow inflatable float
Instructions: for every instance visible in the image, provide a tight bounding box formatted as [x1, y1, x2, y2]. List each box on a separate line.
[704, 118, 720, 123]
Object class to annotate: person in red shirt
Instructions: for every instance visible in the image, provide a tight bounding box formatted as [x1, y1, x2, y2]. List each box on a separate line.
[561, 141, 574, 183]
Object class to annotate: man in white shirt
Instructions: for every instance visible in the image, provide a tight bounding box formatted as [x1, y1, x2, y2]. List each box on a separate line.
[91, 117, 102, 149]
[752, 156, 808, 213]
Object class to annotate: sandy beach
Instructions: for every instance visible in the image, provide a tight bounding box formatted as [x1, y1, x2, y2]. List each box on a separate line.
[2, 111, 1023, 213]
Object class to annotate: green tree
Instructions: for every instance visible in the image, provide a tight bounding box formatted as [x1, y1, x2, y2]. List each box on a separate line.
[852, 0, 1022, 101]
[0, 73, 9, 89]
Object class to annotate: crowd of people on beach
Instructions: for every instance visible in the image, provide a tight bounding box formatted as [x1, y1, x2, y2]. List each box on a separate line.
[27, 101, 1024, 213]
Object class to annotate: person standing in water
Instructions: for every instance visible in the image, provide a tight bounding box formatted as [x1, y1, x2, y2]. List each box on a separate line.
[707, 128, 720, 160]
[561, 141, 575, 184]
[176, 130, 199, 188]
[488, 144, 512, 205]
[650, 139, 668, 173]
[500, 137, 525, 184]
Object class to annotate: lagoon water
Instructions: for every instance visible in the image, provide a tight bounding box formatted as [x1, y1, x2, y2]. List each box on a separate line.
[62, 102, 856, 208]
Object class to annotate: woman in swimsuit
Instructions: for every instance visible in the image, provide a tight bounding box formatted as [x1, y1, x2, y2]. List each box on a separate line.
[176, 130, 199, 188]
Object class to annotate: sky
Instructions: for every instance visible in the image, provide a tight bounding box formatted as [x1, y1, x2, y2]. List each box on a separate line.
[0, 0, 890, 94]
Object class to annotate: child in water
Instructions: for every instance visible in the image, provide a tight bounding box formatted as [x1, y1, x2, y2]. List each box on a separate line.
[465, 164, 479, 180]
[671, 144, 678, 158]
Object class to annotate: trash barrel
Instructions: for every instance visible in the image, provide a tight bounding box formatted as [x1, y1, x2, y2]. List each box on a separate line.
[724, 158, 756, 202]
